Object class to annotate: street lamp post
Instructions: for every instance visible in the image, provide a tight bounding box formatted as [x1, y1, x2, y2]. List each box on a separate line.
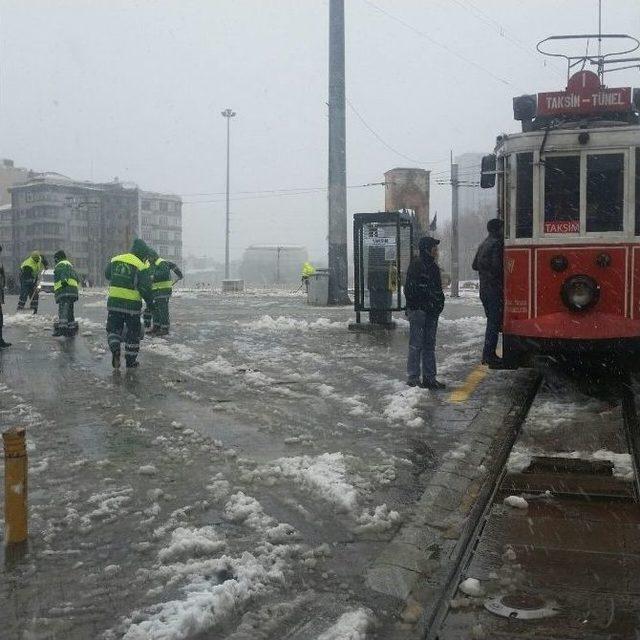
[221, 108, 236, 280]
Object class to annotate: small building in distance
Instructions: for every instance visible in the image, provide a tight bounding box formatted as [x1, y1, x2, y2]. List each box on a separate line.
[0, 158, 32, 206]
[240, 245, 308, 286]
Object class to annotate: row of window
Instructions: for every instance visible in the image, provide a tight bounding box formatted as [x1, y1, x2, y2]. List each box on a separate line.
[141, 199, 180, 212]
[505, 148, 639, 237]
[141, 215, 181, 227]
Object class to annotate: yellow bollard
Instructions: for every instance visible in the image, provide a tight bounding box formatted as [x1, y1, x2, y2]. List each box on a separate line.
[2, 427, 28, 545]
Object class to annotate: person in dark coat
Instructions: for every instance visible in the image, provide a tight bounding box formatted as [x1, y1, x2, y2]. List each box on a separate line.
[472, 218, 504, 366]
[404, 236, 446, 389]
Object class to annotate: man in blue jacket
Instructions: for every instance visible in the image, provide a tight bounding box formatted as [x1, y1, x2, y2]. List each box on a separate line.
[404, 236, 446, 390]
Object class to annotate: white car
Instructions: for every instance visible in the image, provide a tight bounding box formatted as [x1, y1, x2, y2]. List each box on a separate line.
[38, 269, 55, 293]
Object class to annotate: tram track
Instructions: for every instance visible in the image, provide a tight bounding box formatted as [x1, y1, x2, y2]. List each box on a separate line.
[425, 368, 640, 640]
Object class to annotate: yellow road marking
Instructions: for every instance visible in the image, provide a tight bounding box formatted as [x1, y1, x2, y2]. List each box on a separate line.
[448, 364, 488, 404]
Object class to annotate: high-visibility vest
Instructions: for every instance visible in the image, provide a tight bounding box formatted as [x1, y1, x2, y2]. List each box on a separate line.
[21, 256, 41, 276]
[108, 253, 147, 302]
[151, 258, 173, 291]
[301, 262, 316, 278]
[53, 260, 79, 292]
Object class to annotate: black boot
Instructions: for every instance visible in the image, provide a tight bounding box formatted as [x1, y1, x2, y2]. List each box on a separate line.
[421, 379, 446, 390]
[0, 326, 11, 348]
[112, 349, 121, 369]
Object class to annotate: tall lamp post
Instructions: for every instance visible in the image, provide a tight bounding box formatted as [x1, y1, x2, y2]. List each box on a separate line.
[221, 108, 236, 279]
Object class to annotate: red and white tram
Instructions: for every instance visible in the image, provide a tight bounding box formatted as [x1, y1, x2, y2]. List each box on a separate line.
[482, 40, 640, 367]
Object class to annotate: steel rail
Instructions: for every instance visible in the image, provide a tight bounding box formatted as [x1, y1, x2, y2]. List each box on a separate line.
[620, 374, 640, 501]
[423, 373, 543, 640]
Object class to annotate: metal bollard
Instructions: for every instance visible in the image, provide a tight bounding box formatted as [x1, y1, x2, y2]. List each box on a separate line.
[2, 427, 28, 545]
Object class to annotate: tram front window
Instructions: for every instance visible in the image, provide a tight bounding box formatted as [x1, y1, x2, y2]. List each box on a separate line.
[544, 156, 580, 233]
[587, 154, 624, 233]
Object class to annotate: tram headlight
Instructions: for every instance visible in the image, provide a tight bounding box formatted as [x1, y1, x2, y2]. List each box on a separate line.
[561, 275, 600, 311]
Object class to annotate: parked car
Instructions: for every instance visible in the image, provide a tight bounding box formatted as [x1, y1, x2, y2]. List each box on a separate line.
[38, 269, 55, 293]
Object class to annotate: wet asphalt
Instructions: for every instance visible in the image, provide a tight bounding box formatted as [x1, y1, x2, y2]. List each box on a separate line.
[0, 288, 499, 639]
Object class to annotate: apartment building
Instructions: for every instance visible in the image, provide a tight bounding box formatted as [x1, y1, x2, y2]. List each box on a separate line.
[1, 173, 182, 285]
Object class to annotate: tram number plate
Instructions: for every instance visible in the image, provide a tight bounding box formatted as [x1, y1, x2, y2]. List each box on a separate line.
[544, 220, 579, 234]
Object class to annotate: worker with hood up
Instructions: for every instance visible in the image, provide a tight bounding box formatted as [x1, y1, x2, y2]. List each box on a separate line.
[104, 239, 154, 370]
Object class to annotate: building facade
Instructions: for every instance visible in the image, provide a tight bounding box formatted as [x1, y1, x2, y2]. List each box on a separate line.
[0, 159, 31, 206]
[1, 174, 182, 286]
[240, 245, 308, 286]
[139, 191, 182, 262]
[453, 152, 498, 280]
[455, 152, 496, 219]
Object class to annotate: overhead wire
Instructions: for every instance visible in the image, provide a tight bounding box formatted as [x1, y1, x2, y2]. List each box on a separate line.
[346, 97, 448, 166]
[181, 181, 389, 206]
[450, 0, 565, 78]
[360, 0, 512, 87]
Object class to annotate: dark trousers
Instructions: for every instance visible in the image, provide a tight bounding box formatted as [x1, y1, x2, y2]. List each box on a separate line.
[407, 309, 439, 382]
[480, 290, 503, 361]
[18, 277, 38, 311]
[55, 300, 78, 335]
[107, 310, 142, 366]
[152, 296, 170, 331]
[143, 306, 153, 329]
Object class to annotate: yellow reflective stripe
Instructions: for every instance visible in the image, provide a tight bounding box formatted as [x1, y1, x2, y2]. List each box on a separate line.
[152, 280, 173, 290]
[155, 258, 165, 265]
[111, 254, 147, 270]
[108, 285, 141, 301]
[55, 278, 78, 291]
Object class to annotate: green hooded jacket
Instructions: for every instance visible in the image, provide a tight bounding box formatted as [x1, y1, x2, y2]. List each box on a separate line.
[104, 239, 154, 313]
[54, 259, 79, 303]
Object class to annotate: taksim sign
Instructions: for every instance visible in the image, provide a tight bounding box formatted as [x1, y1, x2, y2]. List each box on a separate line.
[537, 70, 631, 117]
[544, 220, 579, 234]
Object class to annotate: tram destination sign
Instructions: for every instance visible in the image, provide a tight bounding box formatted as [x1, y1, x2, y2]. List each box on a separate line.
[537, 70, 632, 117]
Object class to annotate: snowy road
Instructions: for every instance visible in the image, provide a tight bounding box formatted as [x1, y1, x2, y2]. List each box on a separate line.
[0, 288, 495, 639]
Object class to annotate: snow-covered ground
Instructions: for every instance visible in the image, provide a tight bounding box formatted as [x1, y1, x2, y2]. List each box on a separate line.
[0, 288, 491, 639]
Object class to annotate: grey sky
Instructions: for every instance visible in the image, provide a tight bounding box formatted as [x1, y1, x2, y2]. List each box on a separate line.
[0, 0, 638, 262]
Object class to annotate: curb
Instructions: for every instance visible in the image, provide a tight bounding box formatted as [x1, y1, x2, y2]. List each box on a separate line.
[366, 369, 540, 635]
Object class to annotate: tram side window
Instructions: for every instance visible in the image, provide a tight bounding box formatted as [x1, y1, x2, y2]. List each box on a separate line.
[586, 154, 624, 233]
[515, 152, 533, 238]
[636, 148, 640, 235]
[544, 156, 580, 233]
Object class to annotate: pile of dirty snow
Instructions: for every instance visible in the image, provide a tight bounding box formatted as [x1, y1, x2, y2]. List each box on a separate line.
[316, 608, 374, 640]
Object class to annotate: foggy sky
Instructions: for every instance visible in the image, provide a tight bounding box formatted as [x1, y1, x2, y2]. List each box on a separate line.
[0, 0, 638, 263]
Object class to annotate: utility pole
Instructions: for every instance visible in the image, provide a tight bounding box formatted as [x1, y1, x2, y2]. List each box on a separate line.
[450, 157, 460, 298]
[221, 108, 236, 280]
[327, 0, 350, 305]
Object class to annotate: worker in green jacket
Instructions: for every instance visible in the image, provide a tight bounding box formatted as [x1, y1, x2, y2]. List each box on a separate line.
[147, 251, 183, 336]
[17, 251, 45, 313]
[52, 250, 79, 337]
[104, 239, 154, 370]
